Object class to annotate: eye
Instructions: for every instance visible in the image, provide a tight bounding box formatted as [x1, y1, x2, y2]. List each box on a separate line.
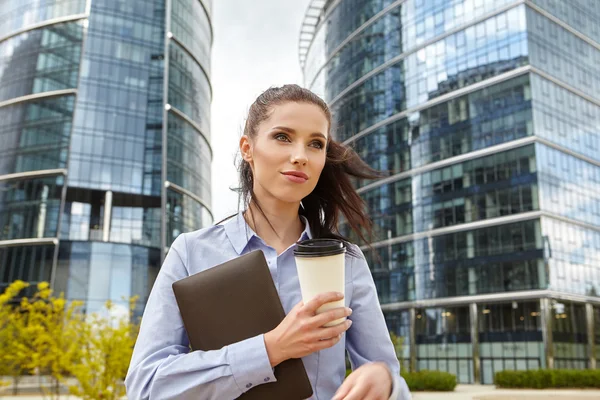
[274, 133, 290, 142]
[309, 140, 325, 149]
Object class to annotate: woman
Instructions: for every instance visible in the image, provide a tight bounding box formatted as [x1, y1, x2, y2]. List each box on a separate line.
[125, 85, 411, 399]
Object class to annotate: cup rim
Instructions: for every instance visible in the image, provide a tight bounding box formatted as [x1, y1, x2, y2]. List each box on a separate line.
[294, 238, 346, 258]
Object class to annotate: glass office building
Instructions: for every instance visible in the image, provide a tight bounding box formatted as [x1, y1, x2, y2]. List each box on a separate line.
[0, 0, 213, 316]
[300, 0, 600, 383]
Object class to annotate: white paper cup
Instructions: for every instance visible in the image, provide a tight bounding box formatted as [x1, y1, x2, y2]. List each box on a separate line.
[294, 239, 346, 327]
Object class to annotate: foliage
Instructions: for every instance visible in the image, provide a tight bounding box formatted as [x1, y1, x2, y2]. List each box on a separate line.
[495, 369, 600, 389]
[389, 331, 406, 371]
[401, 370, 457, 391]
[67, 297, 139, 400]
[0, 280, 33, 395]
[0, 280, 140, 399]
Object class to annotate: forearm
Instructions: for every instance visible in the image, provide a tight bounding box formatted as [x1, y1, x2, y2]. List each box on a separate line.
[125, 334, 276, 400]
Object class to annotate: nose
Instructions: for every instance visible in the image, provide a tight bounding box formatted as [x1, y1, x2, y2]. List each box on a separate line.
[291, 144, 308, 165]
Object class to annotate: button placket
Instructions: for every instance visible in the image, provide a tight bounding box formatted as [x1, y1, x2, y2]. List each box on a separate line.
[266, 250, 278, 291]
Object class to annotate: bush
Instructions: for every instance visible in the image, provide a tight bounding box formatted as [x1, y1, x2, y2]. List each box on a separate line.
[495, 369, 600, 389]
[402, 370, 457, 391]
[344, 369, 456, 391]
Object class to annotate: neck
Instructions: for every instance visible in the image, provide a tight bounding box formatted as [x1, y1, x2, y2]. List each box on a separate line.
[244, 200, 304, 252]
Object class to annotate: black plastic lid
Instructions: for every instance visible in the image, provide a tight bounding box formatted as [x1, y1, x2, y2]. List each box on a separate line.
[294, 239, 346, 258]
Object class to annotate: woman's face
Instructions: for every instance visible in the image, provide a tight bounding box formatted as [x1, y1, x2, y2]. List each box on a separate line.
[241, 101, 329, 205]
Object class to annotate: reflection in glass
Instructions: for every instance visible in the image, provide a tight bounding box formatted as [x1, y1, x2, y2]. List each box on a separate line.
[361, 219, 544, 302]
[167, 111, 212, 204]
[0, 244, 55, 294]
[166, 189, 212, 247]
[168, 41, 211, 135]
[331, 6, 528, 140]
[551, 301, 588, 369]
[415, 306, 473, 383]
[527, 7, 600, 100]
[56, 241, 160, 317]
[0, 0, 86, 39]
[0, 21, 83, 102]
[531, 75, 600, 164]
[0, 175, 64, 240]
[0, 95, 75, 175]
[171, 0, 212, 74]
[478, 301, 543, 384]
[68, 0, 166, 195]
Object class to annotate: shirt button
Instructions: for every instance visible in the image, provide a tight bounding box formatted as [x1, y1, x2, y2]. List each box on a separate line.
[264, 377, 270, 382]
[246, 383, 252, 388]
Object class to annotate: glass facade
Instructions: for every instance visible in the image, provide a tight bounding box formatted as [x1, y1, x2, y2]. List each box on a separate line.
[416, 306, 473, 383]
[0, 0, 213, 315]
[0, 95, 75, 175]
[479, 301, 544, 383]
[302, 0, 600, 383]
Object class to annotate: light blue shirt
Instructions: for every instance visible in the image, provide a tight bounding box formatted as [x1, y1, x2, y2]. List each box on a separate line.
[125, 212, 411, 399]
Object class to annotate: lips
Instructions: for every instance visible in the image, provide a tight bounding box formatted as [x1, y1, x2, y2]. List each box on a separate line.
[281, 171, 309, 183]
[282, 171, 309, 180]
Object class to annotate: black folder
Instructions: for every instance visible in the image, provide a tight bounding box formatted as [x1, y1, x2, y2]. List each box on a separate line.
[172, 250, 313, 399]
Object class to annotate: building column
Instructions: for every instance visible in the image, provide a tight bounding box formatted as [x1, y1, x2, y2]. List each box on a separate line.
[586, 303, 596, 369]
[470, 303, 480, 383]
[103, 190, 112, 242]
[409, 308, 417, 373]
[36, 184, 49, 238]
[540, 298, 554, 369]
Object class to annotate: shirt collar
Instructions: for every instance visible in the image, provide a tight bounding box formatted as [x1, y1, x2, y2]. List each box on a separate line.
[223, 211, 313, 255]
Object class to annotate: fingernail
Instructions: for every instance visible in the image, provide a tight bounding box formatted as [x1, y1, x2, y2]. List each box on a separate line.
[347, 319, 353, 327]
[346, 307, 353, 315]
[337, 292, 344, 299]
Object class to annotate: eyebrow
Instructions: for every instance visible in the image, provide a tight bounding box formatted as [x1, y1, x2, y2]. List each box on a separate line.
[272, 126, 327, 140]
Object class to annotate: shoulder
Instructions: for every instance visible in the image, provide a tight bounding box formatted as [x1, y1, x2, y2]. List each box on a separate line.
[169, 224, 227, 260]
[345, 242, 366, 261]
[181, 224, 228, 251]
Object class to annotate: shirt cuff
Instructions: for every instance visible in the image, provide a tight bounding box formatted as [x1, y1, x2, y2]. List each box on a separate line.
[227, 334, 277, 394]
[383, 364, 411, 400]
[389, 374, 412, 400]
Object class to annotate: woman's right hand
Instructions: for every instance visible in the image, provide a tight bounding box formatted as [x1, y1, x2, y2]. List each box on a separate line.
[264, 292, 353, 367]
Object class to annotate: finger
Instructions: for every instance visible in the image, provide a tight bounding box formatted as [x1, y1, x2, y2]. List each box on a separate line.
[332, 379, 352, 400]
[312, 332, 342, 351]
[310, 306, 352, 328]
[310, 319, 352, 341]
[340, 382, 370, 400]
[303, 292, 344, 314]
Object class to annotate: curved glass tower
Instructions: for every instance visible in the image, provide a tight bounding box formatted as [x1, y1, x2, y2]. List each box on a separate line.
[301, 0, 600, 383]
[0, 0, 213, 316]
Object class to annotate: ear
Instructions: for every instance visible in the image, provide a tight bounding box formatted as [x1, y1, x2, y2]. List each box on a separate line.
[239, 135, 253, 163]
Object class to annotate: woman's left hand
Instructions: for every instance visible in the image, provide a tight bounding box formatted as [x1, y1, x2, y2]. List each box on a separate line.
[332, 362, 393, 400]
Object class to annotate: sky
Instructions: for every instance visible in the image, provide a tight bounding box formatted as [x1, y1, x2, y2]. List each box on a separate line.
[210, 0, 312, 222]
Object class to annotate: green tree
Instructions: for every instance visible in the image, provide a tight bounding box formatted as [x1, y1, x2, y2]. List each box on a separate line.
[389, 331, 406, 371]
[0, 280, 32, 395]
[20, 282, 85, 399]
[67, 297, 140, 400]
[0, 281, 140, 399]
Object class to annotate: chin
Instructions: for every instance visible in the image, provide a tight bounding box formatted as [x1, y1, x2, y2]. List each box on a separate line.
[272, 189, 311, 204]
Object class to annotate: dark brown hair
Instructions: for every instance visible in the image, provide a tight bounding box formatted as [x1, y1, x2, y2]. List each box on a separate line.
[228, 84, 381, 252]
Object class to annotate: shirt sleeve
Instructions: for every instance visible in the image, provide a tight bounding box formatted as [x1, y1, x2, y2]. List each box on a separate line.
[345, 245, 412, 400]
[124, 233, 277, 400]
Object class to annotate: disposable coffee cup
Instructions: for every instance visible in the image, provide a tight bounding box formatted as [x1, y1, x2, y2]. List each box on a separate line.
[294, 239, 346, 327]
